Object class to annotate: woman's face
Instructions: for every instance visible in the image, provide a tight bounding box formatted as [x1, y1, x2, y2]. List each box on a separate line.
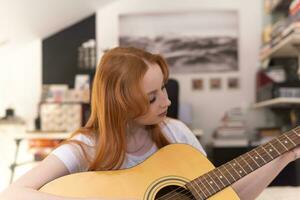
[134, 62, 171, 125]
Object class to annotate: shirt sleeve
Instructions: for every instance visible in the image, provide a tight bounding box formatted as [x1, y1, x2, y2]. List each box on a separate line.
[164, 119, 207, 156]
[51, 134, 95, 174]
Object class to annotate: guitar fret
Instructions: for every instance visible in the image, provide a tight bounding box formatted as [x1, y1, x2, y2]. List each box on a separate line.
[256, 149, 268, 164]
[188, 183, 204, 200]
[202, 175, 217, 194]
[292, 129, 300, 137]
[222, 164, 236, 182]
[197, 182, 209, 200]
[252, 149, 266, 166]
[184, 126, 300, 200]
[202, 175, 215, 194]
[235, 157, 251, 174]
[264, 143, 279, 158]
[246, 152, 260, 168]
[211, 170, 226, 188]
[207, 172, 221, 190]
[240, 156, 254, 171]
[216, 168, 231, 185]
[284, 134, 297, 146]
[233, 158, 248, 175]
[189, 179, 209, 200]
[261, 145, 274, 159]
[275, 137, 289, 151]
[228, 162, 242, 178]
[195, 178, 210, 198]
[198, 177, 212, 197]
[269, 142, 281, 155]
[295, 127, 300, 133]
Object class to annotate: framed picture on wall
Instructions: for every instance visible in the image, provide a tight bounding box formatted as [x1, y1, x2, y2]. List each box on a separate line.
[192, 79, 204, 90]
[119, 10, 239, 74]
[210, 78, 222, 90]
[227, 77, 239, 89]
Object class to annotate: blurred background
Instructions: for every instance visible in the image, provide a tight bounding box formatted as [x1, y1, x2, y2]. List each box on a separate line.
[1, 0, 300, 199]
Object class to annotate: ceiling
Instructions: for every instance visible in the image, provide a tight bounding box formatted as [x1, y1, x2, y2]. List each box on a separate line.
[0, 0, 116, 47]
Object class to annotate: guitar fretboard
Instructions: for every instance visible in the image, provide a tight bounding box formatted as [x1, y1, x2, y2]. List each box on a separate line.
[186, 126, 300, 200]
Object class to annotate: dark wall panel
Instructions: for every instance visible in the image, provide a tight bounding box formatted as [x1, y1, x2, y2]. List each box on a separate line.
[42, 14, 96, 88]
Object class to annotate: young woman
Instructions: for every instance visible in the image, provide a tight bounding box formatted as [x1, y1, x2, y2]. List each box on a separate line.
[0, 47, 299, 200]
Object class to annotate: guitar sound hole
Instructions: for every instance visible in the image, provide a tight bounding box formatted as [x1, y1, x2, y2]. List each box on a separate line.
[154, 185, 196, 200]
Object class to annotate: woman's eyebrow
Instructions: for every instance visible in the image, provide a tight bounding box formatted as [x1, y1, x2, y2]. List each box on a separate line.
[147, 80, 165, 95]
[147, 89, 157, 95]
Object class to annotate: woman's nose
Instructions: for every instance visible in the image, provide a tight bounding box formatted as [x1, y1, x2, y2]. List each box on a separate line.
[160, 93, 171, 108]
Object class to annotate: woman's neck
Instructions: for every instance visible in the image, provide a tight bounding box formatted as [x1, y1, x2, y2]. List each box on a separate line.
[126, 123, 153, 154]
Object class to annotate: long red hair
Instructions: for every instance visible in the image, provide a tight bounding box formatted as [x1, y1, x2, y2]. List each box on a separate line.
[60, 47, 171, 170]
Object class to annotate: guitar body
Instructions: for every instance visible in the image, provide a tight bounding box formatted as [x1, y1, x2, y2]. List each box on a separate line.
[40, 144, 240, 199]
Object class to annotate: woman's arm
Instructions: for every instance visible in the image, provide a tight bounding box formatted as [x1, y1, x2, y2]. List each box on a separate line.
[0, 154, 98, 200]
[0, 154, 137, 200]
[232, 149, 296, 200]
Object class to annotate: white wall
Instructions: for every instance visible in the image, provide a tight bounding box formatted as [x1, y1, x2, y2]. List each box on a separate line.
[0, 40, 42, 129]
[0, 40, 42, 190]
[96, 0, 268, 143]
[0, 0, 268, 144]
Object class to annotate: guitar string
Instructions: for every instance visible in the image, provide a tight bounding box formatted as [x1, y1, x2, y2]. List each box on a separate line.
[159, 142, 299, 200]
[156, 133, 300, 200]
[159, 145, 300, 200]
[156, 134, 300, 200]
[157, 148, 288, 200]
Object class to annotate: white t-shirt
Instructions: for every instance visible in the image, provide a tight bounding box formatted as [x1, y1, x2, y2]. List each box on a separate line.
[51, 118, 206, 174]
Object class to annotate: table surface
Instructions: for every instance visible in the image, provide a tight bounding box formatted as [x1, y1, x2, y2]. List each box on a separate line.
[8, 131, 71, 140]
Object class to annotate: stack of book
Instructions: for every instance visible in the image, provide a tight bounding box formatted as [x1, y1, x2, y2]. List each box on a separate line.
[213, 108, 249, 147]
[270, 0, 300, 45]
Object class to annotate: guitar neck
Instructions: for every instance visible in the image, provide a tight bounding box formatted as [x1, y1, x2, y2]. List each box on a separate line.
[186, 126, 300, 200]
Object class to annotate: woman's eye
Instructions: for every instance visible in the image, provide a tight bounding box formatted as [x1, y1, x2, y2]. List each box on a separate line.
[149, 97, 156, 104]
[149, 84, 166, 104]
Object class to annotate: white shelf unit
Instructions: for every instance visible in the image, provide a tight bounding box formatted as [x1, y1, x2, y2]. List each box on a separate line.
[260, 32, 300, 60]
[253, 97, 300, 108]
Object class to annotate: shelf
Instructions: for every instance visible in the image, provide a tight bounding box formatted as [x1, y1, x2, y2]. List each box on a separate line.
[253, 97, 300, 108]
[212, 138, 249, 147]
[260, 32, 300, 60]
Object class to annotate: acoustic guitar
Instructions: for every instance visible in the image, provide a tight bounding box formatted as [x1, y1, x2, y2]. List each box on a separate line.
[40, 126, 300, 200]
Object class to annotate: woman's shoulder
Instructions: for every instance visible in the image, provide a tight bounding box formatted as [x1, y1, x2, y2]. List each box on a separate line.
[51, 132, 96, 173]
[161, 117, 189, 131]
[161, 118, 207, 156]
[162, 117, 183, 126]
[160, 118, 191, 140]
[70, 133, 96, 146]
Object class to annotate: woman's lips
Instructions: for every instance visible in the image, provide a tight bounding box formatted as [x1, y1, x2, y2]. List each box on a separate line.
[158, 111, 167, 117]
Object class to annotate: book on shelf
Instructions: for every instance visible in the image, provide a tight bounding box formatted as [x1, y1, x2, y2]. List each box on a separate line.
[261, 20, 300, 53]
[214, 107, 247, 139]
[215, 127, 246, 138]
[221, 114, 246, 125]
[213, 137, 249, 147]
[220, 120, 245, 128]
